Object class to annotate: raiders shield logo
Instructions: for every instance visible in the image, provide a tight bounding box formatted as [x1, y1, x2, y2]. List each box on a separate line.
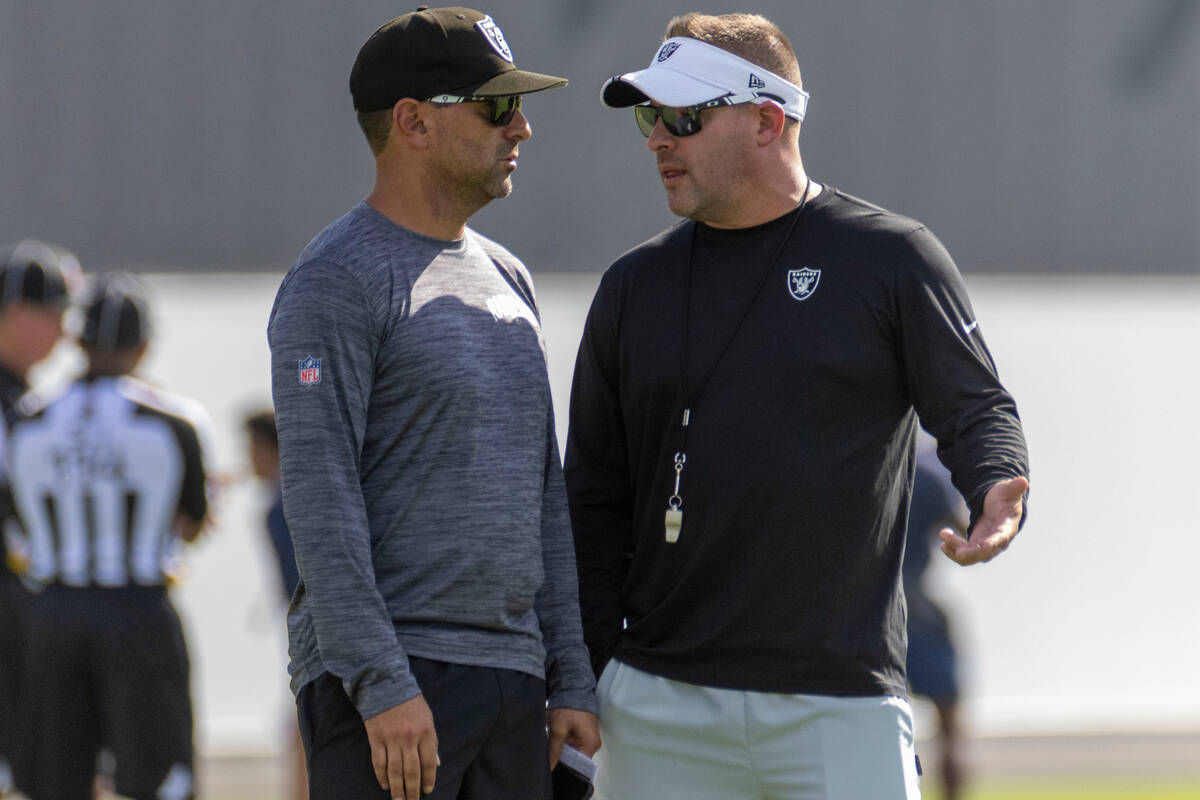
[476, 16, 514, 63]
[657, 42, 681, 62]
[787, 268, 821, 302]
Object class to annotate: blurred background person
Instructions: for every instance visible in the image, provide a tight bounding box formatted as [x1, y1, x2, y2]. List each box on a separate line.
[0, 240, 77, 797]
[242, 409, 306, 800]
[243, 410, 299, 603]
[904, 443, 970, 800]
[6, 274, 210, 800]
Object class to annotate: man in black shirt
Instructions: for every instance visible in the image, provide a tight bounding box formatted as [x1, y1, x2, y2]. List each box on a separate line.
[0, 240, 75, 796]
[565, 12, 1029, 799]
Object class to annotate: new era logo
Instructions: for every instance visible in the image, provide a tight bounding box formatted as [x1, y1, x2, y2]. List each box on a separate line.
[748, 73, 766, 89]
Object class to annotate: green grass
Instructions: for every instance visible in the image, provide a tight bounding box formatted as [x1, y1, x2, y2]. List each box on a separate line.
[927, 777, 1200, 800]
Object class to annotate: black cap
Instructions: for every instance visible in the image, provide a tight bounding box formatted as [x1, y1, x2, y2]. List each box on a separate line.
[350, 6, 567, 111]
[0, 239, 77, 311]
[78, 274, 152, 351]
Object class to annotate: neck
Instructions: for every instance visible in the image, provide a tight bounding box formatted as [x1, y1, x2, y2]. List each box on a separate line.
[85, 345, 144, 377]
[704, 156, 819, 230]
[366, 157, 478, 241]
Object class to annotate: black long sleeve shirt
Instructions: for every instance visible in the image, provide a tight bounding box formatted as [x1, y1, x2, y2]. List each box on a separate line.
[564, 187, 1028, 697]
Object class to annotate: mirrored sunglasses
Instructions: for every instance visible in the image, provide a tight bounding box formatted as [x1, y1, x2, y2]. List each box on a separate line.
[633, 92, 774, 137]
[427, 93, 523, 126]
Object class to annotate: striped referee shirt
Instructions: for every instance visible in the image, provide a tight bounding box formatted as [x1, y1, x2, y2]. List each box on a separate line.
[7, 375, 208, 587]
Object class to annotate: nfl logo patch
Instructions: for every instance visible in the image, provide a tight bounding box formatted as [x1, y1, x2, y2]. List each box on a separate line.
[298, 356, 321, 386]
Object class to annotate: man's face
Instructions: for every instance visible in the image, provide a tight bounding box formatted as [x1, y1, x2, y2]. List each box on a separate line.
[645, 102, 757, 225]
[0, 302, 65, 375]
[426, 99, 533, 209]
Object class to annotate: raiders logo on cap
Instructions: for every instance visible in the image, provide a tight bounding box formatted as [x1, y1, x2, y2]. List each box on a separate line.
[476, 15, 514, 63]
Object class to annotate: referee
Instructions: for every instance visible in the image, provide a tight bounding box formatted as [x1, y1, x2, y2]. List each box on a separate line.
[0, 240, 75, 795]
[7, 274, 209, 800]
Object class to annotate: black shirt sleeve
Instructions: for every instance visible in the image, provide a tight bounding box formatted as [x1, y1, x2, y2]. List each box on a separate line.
[894, 226, 1029, 526]
[564, 265, 634, 678]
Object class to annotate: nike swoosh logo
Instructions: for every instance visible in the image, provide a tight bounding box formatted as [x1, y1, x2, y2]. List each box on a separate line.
[963, 320, 979, 335]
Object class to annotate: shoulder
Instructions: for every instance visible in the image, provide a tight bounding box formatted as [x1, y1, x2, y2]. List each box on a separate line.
[811, 187, 958, 279]
[812, 187, 931, 244]
[610, 220, 691, 273]
[117, 378, 210, 447]
[278, 204, 417, 306]
[7, 391, 56, 450]
[594, 220, 692, 300]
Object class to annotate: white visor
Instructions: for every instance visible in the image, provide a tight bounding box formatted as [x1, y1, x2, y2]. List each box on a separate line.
[602, 37, 809, 122]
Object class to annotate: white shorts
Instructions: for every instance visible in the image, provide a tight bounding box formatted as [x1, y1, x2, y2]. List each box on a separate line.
[594, 659, 922, 800]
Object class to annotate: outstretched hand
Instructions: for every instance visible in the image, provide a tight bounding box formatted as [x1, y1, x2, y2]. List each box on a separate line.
[939, 476, 1029, 566]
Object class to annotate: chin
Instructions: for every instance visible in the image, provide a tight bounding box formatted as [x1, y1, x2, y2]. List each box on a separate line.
[667, 197, 696, 219]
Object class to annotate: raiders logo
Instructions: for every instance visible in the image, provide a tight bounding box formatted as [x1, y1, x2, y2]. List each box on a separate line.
[657, 42, 681, 62]
[476, 16, 514, 63]
[787, 268, 821, 302]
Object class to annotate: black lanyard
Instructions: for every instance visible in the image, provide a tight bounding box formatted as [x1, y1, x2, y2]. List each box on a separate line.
[676, 180, 810, 451]
[664, 181, 811, 543]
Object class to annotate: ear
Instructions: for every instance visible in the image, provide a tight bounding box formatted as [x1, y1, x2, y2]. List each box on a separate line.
[392, 98, 431, 148]
[754, 101, 787, 146]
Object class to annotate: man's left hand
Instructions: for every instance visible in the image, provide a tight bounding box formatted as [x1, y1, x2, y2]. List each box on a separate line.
[547, 708, 601, 769]
[939, 476, 1029, 565]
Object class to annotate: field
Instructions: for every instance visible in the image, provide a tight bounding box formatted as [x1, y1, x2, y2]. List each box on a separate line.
[941, 781, 1200, 800]
[197, 732, 1200, 799]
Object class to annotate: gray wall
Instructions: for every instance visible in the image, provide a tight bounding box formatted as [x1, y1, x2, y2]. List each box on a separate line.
[2, 1, 1197, 273]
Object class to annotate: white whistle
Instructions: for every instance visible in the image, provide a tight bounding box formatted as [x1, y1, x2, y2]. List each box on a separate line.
[664, 508, 683, 543]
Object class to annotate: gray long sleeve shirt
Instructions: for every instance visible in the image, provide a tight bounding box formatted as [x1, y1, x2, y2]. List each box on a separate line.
[268, 202, 595, 720]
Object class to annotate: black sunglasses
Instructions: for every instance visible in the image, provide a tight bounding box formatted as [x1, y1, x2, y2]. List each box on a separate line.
[427, 93, 523, 126]
[634, 92, 772, 137]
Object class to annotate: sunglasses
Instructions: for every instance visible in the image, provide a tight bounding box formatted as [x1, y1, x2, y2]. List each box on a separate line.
[633, 92, 776, 137]
[427, 93, 523, 126]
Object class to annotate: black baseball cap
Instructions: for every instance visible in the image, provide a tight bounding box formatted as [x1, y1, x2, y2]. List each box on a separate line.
[350, 6, 567, 111]
[78, 273, 152, 351]
[0, 239, 77, 311]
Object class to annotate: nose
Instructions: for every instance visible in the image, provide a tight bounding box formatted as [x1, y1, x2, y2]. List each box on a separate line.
[646, 117, 673, 151]
[506, 108, 532, 142]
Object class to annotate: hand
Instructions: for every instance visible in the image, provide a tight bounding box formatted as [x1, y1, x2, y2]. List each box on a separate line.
[363, 695, 439, 800]
[939, 476, 1029, 566]
[547, 708, 601, 769]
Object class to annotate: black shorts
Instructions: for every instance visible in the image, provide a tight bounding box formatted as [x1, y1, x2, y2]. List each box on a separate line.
[298, 658, 552, 800]
[21, 584, 194, 800]
[0, 568, 32, 788]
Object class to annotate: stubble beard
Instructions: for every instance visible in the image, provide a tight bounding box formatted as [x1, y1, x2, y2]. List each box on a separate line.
[667, 149, 748, 224]
[426, 143, 515, 221]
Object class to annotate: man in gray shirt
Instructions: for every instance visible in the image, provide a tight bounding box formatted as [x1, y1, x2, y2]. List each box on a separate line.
[268, 9, 599, 800]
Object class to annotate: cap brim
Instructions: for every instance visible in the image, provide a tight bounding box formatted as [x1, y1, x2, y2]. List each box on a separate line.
[456, 68, 568, 97]
[601, 70, 728, 108]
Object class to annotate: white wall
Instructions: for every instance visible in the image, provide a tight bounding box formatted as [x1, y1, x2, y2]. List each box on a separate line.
[28, 272, 1200, 753]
